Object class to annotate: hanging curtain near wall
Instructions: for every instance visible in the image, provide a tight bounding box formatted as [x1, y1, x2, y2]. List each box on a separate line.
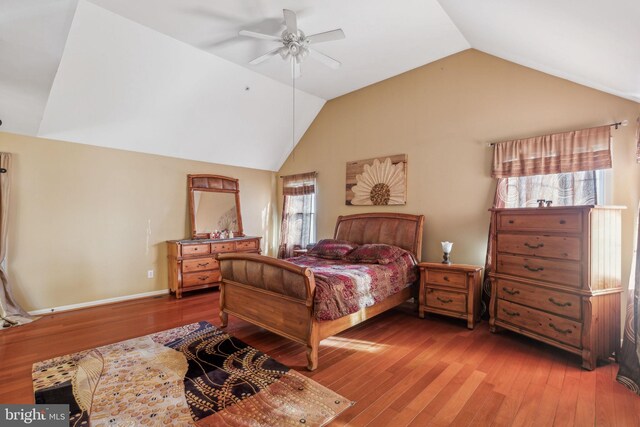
[482, 125, 612, 316]
[0, 153, 36, 329]
[617, 203, 640, 395]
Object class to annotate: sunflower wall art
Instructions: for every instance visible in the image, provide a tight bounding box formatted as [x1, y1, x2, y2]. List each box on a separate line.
[346, 154, 407, 205]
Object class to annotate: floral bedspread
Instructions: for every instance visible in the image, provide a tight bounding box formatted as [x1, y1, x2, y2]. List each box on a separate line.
[289, 252, 417, 321]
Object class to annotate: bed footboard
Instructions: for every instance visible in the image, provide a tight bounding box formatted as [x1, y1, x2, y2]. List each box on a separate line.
[218, 253, 320, 369]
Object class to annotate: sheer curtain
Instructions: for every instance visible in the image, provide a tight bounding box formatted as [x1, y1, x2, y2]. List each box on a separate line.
[482, 125, 611, 316]
[617, 204, 640, 395]
[278, 172, 317, 259]
[0, 153, 36, 328]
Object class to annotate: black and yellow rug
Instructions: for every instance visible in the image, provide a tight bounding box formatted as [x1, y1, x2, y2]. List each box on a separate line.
[32, 321, 351, 426]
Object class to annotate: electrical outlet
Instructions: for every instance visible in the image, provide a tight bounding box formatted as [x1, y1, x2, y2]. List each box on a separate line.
[147, 270, 154, 279]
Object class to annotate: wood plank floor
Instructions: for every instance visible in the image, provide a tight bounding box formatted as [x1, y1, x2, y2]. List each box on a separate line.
[1, 291, 638, 426]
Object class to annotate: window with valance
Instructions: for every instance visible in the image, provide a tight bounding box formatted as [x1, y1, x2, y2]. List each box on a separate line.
[278, 172, 317, 259]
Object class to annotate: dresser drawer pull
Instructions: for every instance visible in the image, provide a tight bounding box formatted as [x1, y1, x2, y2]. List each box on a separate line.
[523, 264, 544, 272]
[436, 297, 454, 304]
[559, 219, 566, 224]
[549, 323, 572, 334]
[548, 297, 572, 307]
[502, 308, 520, 317]
[197, 262, 210, 267]
[443, 276, 450, 282]
[198, 276, 208, 281]
[508, 220, 515, 224]
[502, 287, 520, 296]
[524, 242, 544, 249]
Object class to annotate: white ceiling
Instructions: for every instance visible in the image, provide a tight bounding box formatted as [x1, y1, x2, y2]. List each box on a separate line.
[1, 0, 639, 170]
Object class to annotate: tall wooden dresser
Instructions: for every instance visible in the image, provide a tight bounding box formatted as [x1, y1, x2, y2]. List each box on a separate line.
[167, 237, 261, 298]
[488, 206, 624, 370]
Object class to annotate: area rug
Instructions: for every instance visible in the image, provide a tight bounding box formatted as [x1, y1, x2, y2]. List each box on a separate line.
[32, 321, 352, 426]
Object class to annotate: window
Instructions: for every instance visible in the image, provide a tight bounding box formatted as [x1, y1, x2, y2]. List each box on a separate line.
[495, 170, 601, 208]
[278, 172, 317, 258]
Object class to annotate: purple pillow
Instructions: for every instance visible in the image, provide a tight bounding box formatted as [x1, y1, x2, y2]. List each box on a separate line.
[308, 239, 359, 260]
[345, 243, 406, 264]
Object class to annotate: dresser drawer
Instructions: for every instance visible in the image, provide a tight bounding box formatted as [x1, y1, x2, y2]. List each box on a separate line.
[497, 300, 581, 347]
[182, 257, 219, 273]
[497, 234, 581, 261]
[183, 270, 222, 287]
[496, 279, 581, 320]
[425, 288, 466, 314]
[211, 242, 235, 253]
[496, 254, 581, 287]
[236, 239, 258, 250]
[498, 212, 582, 233]
[423, 269, 467, 289]
[182, 244, 210, 255]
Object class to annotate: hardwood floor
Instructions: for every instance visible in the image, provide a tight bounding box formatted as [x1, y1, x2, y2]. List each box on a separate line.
[1, 290, 638, 426]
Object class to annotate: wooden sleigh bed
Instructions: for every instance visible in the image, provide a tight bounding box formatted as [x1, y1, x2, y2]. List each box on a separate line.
[218, 212, 424, 370]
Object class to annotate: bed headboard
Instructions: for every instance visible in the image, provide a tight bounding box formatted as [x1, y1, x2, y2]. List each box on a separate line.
[333, 212, 425, 261]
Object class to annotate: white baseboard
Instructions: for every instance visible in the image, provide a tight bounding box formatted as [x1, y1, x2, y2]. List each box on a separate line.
[28, 289, 170, 315]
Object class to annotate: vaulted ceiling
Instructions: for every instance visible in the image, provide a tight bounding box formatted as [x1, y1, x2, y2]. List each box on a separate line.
[1, 0, 639, 171]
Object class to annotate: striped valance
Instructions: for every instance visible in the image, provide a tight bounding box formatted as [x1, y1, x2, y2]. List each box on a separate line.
[282, 171, 317, 196]
[492, 125, 612, 178]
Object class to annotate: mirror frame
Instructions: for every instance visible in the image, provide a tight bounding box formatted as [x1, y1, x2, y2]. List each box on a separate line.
[188, 174, 244, 239]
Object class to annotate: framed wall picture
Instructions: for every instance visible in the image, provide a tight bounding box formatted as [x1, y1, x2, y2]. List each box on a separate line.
[346, 154, 407, 205]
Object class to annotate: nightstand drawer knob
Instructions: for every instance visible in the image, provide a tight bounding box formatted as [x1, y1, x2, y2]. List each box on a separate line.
[443, 276, 450, 281]
[437, 297, 453, 304]
[502, 308, 520, 317]
[502, 287, 520, 296]
[524, 242, 544, 249]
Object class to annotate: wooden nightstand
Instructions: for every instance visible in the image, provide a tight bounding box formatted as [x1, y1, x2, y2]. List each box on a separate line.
[418, 262, 483, 329]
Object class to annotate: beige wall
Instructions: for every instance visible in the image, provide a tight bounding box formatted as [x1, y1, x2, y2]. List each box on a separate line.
[0, 132, 277, 311]
[279, 49, 640, 292]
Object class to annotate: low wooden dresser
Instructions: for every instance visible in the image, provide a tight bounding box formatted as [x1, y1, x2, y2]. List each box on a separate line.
[418, 262, 483, 329]
[488, 206, 624, 370]
[167, 237, 261, 298]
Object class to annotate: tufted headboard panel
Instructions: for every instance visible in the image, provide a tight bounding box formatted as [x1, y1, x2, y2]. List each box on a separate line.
[333, 212, 425, 261]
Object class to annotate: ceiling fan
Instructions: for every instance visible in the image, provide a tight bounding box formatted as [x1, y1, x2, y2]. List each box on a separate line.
[239, 9, 345, 78]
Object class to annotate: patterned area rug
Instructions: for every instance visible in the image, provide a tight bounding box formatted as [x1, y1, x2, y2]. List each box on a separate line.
[32, 321, 352, 426]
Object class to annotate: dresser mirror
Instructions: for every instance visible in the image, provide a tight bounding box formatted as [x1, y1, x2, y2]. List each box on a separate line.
[188, 174, 244, 239]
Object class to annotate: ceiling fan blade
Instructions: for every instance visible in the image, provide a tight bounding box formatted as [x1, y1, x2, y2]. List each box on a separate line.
[309, 49, 341, 69]
[239, 30, 281, 42]
[307, 29, 345, 44]
[249, 47, 281, 65]
[283, 9, 298, 35]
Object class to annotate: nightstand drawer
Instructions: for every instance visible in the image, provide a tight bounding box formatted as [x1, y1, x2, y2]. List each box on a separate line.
[182, 257, 219, 273]
[183, 270, 221, 287]
[211, 242, 235, 253]
[425, 288, 466, 314]
[497, 300, 581, 348]
[496, 279, 581, 320]
[498, 212, 582, 233]
[424, 269, 467, 289]
[182, 244, 210, 255]
[497, 234, 581, 261]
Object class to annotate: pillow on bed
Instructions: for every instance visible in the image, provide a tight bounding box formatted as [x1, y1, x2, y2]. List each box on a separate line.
[345, 243, 406, 264]
[307, 239, 359, 259]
